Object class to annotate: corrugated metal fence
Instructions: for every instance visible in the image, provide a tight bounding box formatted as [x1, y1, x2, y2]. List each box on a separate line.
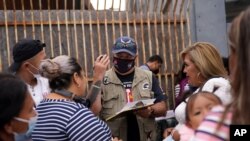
[0, 0, 192, 109]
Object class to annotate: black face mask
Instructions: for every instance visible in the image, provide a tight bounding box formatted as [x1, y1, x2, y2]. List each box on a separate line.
[113, 57, 135, 73]
[152, 69, 160, 74]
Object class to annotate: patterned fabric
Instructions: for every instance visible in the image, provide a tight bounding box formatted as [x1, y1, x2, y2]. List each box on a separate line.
[32, 99, 112, 141]
[179, 124, 194, 141]
[192, 106, 232, 141]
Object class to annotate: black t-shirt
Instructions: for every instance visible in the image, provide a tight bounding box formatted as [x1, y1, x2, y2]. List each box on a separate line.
[151, 75, 167, 102]
[115, 71, 140, 141]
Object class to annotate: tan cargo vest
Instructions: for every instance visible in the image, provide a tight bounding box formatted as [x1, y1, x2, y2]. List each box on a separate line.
[100, 67, 157, 141]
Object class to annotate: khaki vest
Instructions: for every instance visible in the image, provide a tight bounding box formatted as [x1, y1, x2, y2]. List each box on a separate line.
[100, 67, 157, 141]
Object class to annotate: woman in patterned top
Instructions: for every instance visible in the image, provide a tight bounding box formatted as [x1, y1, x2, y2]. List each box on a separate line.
[32, 55, 116, 141]
[193, 6, 250, 141]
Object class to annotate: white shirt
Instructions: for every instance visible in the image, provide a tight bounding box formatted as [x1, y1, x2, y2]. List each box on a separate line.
[27, 76, 50, 106]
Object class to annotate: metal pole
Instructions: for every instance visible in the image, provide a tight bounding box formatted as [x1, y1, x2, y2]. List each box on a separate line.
[48, 0, 54, 57]
[39, 0, 45, 42]
[73, 0, 79, 59]
[64, 0, 71, 56]
[21, 0, 27, 38]
[30, 0, 35, 39]
[56, 0, 63, 55]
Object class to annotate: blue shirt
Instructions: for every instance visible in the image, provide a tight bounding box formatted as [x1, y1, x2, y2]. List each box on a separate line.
[32, 99, 112, 141]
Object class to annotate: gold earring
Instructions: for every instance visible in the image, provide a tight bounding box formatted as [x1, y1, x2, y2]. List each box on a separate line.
[197, 72, 203, 84]
[197, 72, 201, 78]
[77, 83, 80, 87]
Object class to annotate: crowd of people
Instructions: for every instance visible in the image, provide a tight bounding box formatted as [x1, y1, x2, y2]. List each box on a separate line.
[1, 6, 250, 141]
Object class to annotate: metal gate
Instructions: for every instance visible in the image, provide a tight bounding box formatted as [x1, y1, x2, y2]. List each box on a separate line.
[0, 0, 192, 109]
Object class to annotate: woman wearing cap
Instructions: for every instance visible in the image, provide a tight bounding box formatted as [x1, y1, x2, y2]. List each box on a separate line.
[0, 73, 37, 141]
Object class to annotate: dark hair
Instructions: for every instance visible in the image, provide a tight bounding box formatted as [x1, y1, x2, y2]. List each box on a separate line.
[40, 55, 82, 90]
[175, 64, 186, 84]
[0, 73, 28, 129]
[222, 57, 229, 74]
[147, 55, 163, 64]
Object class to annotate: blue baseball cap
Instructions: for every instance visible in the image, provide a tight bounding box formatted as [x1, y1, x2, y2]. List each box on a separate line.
[112, 36, 137, 57]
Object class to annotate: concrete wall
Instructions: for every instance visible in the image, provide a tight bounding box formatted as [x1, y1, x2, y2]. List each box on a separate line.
[190, 0, 228, 57]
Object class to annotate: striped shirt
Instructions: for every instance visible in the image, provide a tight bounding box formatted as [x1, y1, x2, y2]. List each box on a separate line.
[32, 99, 112, 141]
[193, 106, 232, 141]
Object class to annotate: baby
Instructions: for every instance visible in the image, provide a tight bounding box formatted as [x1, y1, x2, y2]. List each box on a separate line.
[163, 92, 222, 141]
[179, 92, 222, 141]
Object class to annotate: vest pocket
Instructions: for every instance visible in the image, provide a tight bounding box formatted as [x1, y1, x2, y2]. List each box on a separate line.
[102, 94, 119, 119]
[102, 91, 119, 101]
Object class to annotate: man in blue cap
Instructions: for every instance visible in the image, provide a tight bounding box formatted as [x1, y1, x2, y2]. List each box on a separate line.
[100, 36, 167, 141]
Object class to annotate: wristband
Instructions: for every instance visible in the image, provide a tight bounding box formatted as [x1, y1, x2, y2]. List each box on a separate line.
[87, 81, 102, 106]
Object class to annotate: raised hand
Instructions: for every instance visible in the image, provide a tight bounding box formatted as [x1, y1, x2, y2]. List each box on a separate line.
[93, 54, 110, 82]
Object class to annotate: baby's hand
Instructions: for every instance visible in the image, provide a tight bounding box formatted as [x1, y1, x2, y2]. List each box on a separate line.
[163, 127, 174, 138]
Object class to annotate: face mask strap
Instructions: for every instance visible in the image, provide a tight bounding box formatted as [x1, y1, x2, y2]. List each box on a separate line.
[14, 117, 29, 123]
[26, 63, 42, 78]
[13, 116, 38, 137]
[28, 63, 39, 71]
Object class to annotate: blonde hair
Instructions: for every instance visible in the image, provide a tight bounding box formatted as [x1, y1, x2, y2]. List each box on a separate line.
[181, 42, 227, 80]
